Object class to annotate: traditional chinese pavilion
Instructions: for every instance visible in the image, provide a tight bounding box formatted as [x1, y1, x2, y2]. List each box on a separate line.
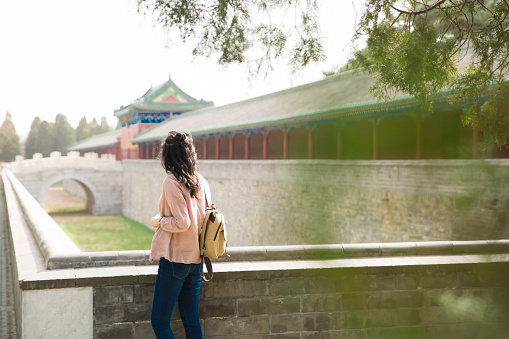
[69, 75, 213, 159]
[114, 75, 213, 159]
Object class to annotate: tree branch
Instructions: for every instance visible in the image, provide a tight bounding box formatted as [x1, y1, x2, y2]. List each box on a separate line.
[391, 0, 446, 16]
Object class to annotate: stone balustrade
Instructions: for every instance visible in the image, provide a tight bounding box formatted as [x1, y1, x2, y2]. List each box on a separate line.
[9, 151, 119, 173]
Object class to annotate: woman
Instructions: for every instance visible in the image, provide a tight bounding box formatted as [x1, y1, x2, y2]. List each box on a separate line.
[149, 131, 208, 339]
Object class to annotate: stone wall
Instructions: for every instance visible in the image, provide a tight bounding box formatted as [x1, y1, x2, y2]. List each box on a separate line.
[90, 258, 509, 339]
[4, 160, 509, 339]
[62, 178, 87, 199]
[9, 251, 508, 339]
[122, 159, 509, 246]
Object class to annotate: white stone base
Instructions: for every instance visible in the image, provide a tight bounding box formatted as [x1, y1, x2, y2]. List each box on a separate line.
[22, 287, 93, 339]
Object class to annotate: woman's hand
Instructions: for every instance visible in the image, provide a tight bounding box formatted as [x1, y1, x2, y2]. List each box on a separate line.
[150, 214, 161, 228]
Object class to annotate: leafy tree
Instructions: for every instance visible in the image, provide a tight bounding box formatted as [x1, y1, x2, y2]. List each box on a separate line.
[100, 117, 111, 133]
[137, 0, 325, 75]
[76, 116, 91, 141]
[138, 0, 509, 149]
[53, 114, 76, 155]
[25, 117, 42, 159]
[37, 121, 54, 157]
[90, 118, 100, 136]
[0, 112, 21, 162]
[352, 0, 509, 149]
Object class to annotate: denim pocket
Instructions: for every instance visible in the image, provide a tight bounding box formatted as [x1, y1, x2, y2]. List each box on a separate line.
[172, 262, 192, 279]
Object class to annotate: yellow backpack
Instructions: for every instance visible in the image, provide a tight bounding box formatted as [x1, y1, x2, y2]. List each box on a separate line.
[199, 182, 227, 281]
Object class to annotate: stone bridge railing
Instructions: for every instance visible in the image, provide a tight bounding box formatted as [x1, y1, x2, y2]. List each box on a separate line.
[3, 165, 509, 338]
[6, 151, 123, 215]
[9, 151, 120, 172]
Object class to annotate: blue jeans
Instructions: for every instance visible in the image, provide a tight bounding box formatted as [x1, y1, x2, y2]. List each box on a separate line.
[151, 258, 203, 339]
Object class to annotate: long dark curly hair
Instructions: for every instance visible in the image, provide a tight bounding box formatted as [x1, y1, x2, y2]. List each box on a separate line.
[159, 131, 200, 198]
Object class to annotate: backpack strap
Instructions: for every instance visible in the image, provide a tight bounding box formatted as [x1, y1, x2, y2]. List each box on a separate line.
[202, 257, 213, 281]
[200, 178, 213, 281]
[202, 177, 212, 208]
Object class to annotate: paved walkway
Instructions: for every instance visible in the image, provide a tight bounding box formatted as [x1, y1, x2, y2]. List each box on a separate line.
[0, 177, 17, 338]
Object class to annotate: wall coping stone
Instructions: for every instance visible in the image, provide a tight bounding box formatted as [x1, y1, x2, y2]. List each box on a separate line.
[17, 253, 509, 291]
[192, 159, 509, 167]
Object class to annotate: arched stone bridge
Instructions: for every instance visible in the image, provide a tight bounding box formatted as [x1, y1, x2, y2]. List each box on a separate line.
[8, 151, 123, 215]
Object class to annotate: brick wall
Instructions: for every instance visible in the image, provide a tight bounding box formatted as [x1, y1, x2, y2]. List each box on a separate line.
[92, 258, 509, 339]
[123, 160, 509, 246]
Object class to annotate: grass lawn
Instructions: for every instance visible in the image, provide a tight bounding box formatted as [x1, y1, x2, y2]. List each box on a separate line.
[51, 212, 154, 252]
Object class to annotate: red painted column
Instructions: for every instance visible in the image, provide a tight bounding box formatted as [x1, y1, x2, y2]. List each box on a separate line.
[416, 112, 422, 160]
[203, 138, 207, 160]
[283, 128, 288, 160]
[263, 131, 268, 160]
[473, 106, 480, 159]
[229, 134, 233, 160]
[373, 117, 378, 160]
[337, 121, 342, 160]
[308, 126, 313, 159]
[244, 133, 249, 160]
[215, 137, 220, 160]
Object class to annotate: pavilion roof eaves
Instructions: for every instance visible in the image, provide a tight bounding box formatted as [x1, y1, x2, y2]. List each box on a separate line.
[67, 129, 121, 151]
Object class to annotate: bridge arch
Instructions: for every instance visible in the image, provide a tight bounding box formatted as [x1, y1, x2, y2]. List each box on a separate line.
[37, 174, 102, 214]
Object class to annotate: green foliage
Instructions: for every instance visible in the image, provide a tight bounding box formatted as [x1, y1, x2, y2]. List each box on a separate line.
[100, 117, 111, 134]
[76, 116, 91, 141]
[25, 117, 41, 159]
[353, 0, 509, 147]
[37, 121, 54, 157]
[462, 84, 509, 151]
[0, 112, 21, 162]
[53, 114, 76, 155]
[137, 0, 325, 75]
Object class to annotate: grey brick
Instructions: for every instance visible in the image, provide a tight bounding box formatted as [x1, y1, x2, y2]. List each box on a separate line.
[270, 314, 303, 333]
[202, 279, 269, 299]
[205, 316, 270, 336]
[364, 309, 396, 328]
[134, 322, 156, 339]
[395, 308, 421, 326]
[135, 284, 155, 303]
[303, 313, 332, 332]
[94, 305, 127, 325]
[335, 311, 364, 329]
[126, 303, 152, 322]
[271, 278, 306, 296]
[94, 286, 134, 306]
[365, 291, 423, 309]
[302, 294, 341, 313]
[95, 323, 133, 339]
[239, 297, 300, 316]
[306, 277, 339, 294]
[395, 273, 420, 290]
[199, 298, 235, 318]
[365, 326, 425, 339]
[340, 293, 364, 311]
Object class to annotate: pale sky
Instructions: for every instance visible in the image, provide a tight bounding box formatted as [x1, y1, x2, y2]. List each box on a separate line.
[0, 0, 365, 140]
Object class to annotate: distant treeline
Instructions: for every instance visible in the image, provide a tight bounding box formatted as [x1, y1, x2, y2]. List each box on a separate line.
[0, 112, 117, 162]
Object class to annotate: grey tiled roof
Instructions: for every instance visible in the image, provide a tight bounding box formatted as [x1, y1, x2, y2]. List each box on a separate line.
[131, 70, 380, 144]
[68, 129, 121, 152]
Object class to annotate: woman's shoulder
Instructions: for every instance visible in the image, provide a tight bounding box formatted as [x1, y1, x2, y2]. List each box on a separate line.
[163, 174, 177, 183]
[197, 173, 209, 187]
[163, 174, 182, 190]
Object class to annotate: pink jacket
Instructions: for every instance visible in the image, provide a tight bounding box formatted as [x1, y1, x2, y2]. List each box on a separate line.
[149, 173, 208, 264]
